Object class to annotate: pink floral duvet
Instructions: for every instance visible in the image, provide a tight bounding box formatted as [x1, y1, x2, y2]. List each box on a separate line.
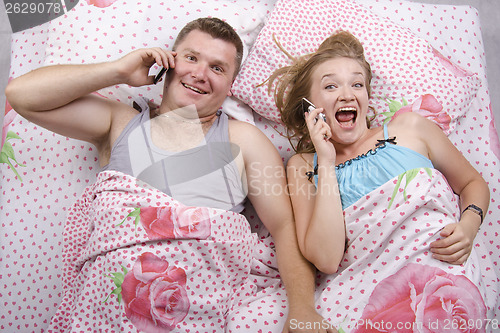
[229, 168, 500, 332]
[317, 168, 499, 332]
[46, 171, 259, 332]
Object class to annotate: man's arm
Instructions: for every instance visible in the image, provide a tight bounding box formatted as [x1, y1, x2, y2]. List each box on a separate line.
[230, 121, 336, 333]
[5, 48, 175, 150]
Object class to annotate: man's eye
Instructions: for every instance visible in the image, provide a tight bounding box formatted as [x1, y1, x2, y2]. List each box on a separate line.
[212, 66, 223, 72]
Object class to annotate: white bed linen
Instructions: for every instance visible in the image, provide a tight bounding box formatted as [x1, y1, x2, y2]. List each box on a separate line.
[1, 0, 499, 331]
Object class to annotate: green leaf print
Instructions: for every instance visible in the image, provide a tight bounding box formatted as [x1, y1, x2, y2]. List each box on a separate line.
[388, 168, 432, 209]
[379, 96, 409, 125]
[102, 265, 128, 304]
[0, 131, 25, 182]
[115, 207, 141, 235]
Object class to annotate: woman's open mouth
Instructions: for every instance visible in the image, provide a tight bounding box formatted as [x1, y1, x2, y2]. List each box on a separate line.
[335, 107, 357, 127]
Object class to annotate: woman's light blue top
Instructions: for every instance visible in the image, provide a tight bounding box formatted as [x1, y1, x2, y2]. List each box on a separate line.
[313, 123, 434, 209]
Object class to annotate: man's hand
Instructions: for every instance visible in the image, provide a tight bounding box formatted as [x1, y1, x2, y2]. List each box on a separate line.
[283, 307, 338, 333]
[115, 48, 176, 87]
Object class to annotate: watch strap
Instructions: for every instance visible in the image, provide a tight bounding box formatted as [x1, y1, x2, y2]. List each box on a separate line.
[462, 204, 484, 224]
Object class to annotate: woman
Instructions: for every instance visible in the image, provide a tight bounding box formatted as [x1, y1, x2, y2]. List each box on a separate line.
[269, 31, 489, 274]
[262, 31, 498, 331]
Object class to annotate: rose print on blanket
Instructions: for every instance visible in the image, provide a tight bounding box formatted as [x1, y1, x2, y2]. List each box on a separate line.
[489, 117, 500, 160]
[85, 0, 118, 8]
[431, 47, 475, 78]
[119, 204, 211, 240]
[352, 263, 486, 333]
[380, 94, 451, 133]
[1, 99, 25, 181]
[104, 252, 190, 333]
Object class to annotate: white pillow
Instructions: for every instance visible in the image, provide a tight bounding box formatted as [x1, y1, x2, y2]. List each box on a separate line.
[231, 0, 481, 134]
[43, 0, 272, 122]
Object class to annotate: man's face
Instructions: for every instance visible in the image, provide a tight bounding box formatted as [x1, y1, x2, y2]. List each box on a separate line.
[163, 30, 238, 117]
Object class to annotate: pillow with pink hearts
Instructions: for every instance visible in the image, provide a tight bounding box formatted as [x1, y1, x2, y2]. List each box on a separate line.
[43, 0, 274, 123]
[231, 0, 481, 134]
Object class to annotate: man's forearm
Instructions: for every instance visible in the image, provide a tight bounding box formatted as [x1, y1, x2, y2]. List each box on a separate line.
[274, 226, 317, 310]
[5, 61, 121, 115]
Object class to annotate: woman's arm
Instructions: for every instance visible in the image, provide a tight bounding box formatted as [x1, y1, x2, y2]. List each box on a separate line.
[399, 113, 490, 264]
[287, 107, 345, 274]
[287, 153, 345, 274]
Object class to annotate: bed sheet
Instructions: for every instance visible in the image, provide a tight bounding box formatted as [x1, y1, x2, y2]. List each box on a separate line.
[351, 0, 500, 305]
[0, 1, 276, 331]
[1, 0, 499, 331]
[48, 170, 260, 332]
[249, 0, 500, 322]
[228, 168, 498, 331]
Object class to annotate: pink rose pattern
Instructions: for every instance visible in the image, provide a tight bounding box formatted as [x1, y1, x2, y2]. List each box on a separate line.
[85, 0, 117, 8]
[138, 204, 211, 240]
[112, 252, 190, 333]
[393, 94, 452, 132]
[353, 263, 487, 333]
[489, 116, 500, 161]
[432, 47, 474, 77]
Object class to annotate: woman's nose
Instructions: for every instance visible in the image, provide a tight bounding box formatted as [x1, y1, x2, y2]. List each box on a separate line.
[338, 86, 355, 101]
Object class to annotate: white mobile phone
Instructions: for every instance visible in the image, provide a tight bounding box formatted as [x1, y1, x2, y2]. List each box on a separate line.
[302, 98, 326, 122]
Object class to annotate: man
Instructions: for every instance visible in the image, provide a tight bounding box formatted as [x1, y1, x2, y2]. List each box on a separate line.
[6, 18, 334, 332]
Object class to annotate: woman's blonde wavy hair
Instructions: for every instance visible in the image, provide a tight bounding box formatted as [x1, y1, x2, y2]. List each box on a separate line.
[267, 31, 373, 154]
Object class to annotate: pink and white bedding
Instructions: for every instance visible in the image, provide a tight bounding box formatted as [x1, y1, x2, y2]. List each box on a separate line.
[1, 0, 500, 332]
[228, 168, 498, 331]
[47, 170, 259, 332]
[323, 168, 497, 331]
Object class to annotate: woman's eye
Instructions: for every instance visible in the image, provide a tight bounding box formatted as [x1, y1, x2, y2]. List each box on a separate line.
[354, 82, 364, 88]
[325, 84, 337, 89]
[186, 55, 196, 61]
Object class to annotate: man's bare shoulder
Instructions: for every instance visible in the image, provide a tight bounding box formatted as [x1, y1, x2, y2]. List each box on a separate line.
[110, 101, 140, 128]
[227, 119, 283, 162]
[227, 119, 266, 143]
[98, 99, 139, 159]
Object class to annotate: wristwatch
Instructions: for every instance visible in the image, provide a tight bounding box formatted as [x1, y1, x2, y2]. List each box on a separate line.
[462, 204, 484, 224]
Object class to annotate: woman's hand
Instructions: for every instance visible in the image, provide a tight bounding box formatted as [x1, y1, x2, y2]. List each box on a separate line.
[429, 217, 479, 265]
[304, 107, 336, 164]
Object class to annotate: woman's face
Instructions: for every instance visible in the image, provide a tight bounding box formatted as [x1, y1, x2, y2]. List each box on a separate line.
[308, 57, 370, 145]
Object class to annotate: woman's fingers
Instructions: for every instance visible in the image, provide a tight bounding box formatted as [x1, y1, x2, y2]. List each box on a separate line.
[305, 108, 330, 140]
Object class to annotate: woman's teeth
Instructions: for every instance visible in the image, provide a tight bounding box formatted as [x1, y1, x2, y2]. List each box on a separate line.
[335, 107, 357, 125]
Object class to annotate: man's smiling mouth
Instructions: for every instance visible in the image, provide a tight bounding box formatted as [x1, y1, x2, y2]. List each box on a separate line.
[183, 83, 207, 94]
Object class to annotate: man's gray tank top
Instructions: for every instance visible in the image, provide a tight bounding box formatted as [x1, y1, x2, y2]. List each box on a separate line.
[101, 106, 247, 212]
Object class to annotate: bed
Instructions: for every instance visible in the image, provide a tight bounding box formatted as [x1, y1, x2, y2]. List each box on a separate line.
[1, 0, 499, 332]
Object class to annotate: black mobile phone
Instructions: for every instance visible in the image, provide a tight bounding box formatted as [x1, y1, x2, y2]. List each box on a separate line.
[302, 97, 326, 122]
[153, 67, 167, 84]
